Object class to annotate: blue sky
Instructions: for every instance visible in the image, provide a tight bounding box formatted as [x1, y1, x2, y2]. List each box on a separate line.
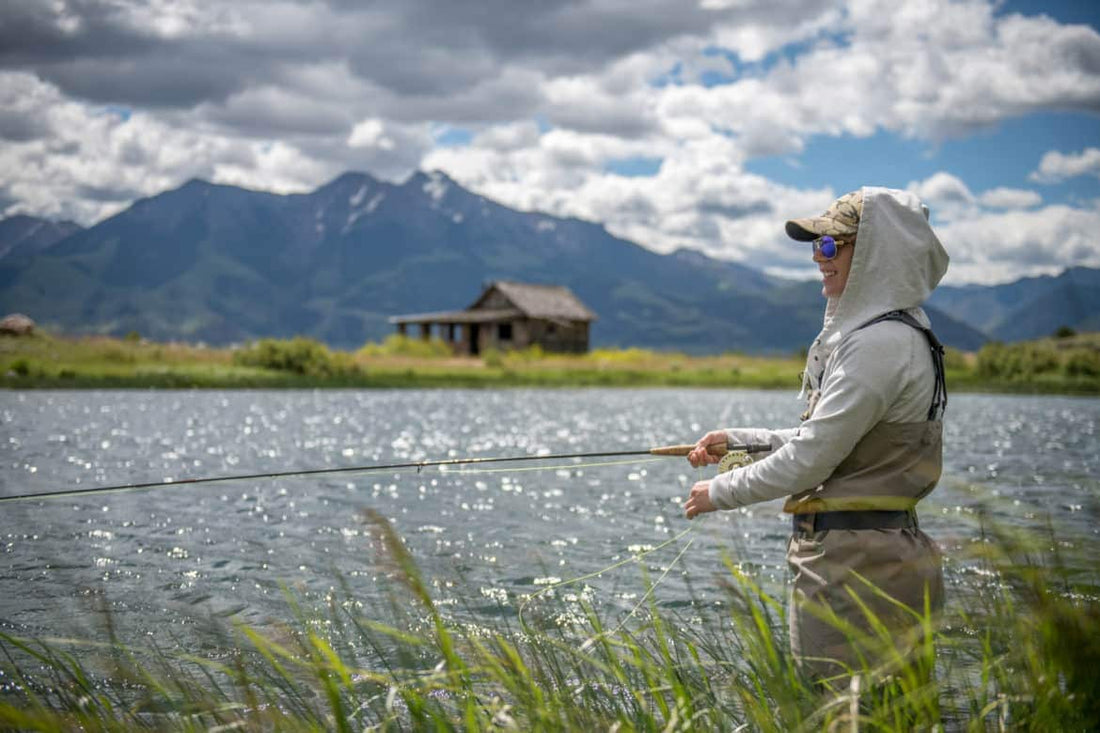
[748, 111, 1100, 207]
[1, 0, 1099, 285]
[745, 0, 1100, 211]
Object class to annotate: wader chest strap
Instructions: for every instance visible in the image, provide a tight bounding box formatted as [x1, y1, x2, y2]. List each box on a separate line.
[858, 310, 947, 420]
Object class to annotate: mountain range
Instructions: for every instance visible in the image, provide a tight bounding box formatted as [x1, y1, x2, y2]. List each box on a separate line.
[0, 171, 1093, 354]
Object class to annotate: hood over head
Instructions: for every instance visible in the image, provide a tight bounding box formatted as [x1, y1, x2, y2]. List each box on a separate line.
[792, 186, 949, 396]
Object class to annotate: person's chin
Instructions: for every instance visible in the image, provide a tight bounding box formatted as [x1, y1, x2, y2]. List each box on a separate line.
[821, 277, 844, 298]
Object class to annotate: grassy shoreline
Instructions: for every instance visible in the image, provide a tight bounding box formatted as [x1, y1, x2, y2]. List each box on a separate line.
[2, 332, 1098, 394]
[2, 512, 1097, 730]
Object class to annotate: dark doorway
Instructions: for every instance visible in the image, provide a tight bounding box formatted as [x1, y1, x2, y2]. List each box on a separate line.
[470, 324, 480, 356]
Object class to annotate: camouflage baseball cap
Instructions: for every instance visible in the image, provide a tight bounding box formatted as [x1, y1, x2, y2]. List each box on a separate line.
[785, 190, 863, 241]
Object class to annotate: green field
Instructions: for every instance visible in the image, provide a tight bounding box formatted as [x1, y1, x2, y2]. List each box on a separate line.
[2, 331, 1098, 394]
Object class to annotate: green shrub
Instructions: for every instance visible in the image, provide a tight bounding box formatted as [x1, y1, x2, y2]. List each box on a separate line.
[234, 337, 358, 377]
[976, 341, 1060, 379]
[942, 346, 968, 371]
[357, 334, 452, 358]
[1062, 348, 1100, 377]
[8, 358, 30, 376]
[1053, 325, 1076, 339]
[482, 347, 504, 368]
[975, 342, 1005, 378]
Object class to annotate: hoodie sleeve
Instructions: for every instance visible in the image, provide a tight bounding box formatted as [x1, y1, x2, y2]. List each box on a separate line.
[723, 427, 799, 454]
[708, 327, 906, 509]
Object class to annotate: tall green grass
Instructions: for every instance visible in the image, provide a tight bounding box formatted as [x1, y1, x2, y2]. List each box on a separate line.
[2, 509, 1097, 731]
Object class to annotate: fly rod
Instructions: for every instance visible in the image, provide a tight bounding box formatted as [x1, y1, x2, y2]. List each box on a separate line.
[0, 442, 770, 504]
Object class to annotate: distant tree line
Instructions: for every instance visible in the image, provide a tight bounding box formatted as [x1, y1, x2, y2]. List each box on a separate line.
[976, 328, 1100, 380]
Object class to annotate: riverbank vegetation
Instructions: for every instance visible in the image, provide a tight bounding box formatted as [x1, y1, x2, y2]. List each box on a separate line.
[2, 330, 1099, 393]
[1, 511, 1096, 730]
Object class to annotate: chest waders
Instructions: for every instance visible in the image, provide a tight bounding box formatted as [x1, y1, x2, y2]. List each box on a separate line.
[785, 311, 947, 684]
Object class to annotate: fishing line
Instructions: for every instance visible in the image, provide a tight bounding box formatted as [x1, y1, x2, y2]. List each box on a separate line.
[516, 522, 699, 637]
[437, 456, 662, 476]
[514, 453, 754, 642]
[581, 525, 698, 650]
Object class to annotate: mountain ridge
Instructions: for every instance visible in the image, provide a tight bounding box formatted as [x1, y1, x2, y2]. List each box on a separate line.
[0, 215, 82, 262]
[0, 171, 1089, 353]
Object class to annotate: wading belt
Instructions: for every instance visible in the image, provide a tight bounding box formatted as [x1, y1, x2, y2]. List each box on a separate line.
[792, 509, 917, 534]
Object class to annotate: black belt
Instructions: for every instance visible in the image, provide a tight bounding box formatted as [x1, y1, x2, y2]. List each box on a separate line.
[792, 509, 917, 534]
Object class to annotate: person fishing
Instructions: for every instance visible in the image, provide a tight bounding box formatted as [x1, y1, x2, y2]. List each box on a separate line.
[683, 187, 950, 685]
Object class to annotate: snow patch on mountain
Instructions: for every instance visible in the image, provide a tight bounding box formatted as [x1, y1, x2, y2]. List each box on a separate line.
[423, 172, 448, 204]
[350, 185, 369, 207]
[343, 192, 386, 232]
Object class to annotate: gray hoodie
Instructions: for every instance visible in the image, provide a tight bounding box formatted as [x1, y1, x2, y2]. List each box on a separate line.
[709, 187, 950, 510]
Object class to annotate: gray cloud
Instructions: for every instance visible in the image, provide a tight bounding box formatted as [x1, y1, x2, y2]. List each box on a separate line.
[41, 51, 249, 108]
[0, 183, 17, 213]
[699, 200, 773, 220]
[378, 69, 546, 125]
[76, 181, 145, 203]
[0, 110, 47, 141]
[334, 0, 723, 72]
[1, 0, 832, 119]
[0, 2, 157, 63]
[201, 90, 356, 139]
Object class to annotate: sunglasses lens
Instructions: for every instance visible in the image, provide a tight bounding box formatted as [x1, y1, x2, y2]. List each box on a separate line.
[814, 236, 837, 259]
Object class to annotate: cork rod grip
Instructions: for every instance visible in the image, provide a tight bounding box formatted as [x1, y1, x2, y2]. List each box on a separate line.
[649, 443, 727, 457]
[649, 442, 771, 457]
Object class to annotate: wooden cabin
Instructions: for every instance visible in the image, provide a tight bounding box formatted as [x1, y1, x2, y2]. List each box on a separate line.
[388, 281, 596, 355]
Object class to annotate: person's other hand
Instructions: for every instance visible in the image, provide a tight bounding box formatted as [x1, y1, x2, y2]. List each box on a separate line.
[687, 430, 726, 468]
[684, 480, 716, 519]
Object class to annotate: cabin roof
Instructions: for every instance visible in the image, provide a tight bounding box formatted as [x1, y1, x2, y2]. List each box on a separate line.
[390, 281, 596, 324]
[470, 281, 596, 321]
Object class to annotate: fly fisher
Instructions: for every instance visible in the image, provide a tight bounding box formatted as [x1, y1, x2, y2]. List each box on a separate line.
[684, 187, 950, 687]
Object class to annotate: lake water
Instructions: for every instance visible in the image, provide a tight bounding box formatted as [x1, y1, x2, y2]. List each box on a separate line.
[2, 389, 1098, 644]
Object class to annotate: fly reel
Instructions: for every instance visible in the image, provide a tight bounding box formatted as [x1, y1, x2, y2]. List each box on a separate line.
[717, 450, 754, 473]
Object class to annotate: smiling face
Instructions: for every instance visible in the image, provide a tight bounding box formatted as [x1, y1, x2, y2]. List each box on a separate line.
[815, 237, 854, 298]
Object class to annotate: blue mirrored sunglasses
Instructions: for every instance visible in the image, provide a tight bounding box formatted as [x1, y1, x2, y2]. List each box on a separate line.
[811, 235, 846, 260]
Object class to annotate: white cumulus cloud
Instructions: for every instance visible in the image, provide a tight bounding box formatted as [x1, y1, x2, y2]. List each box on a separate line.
[1030, 148, 1100, 183]
[934, 202, 1100, 284]
[348, 119, 396, 151]
[978, 187, 1042, 209]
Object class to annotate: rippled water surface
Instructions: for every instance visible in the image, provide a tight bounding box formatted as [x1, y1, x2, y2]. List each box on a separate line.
[2, 389, 1098, 640]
